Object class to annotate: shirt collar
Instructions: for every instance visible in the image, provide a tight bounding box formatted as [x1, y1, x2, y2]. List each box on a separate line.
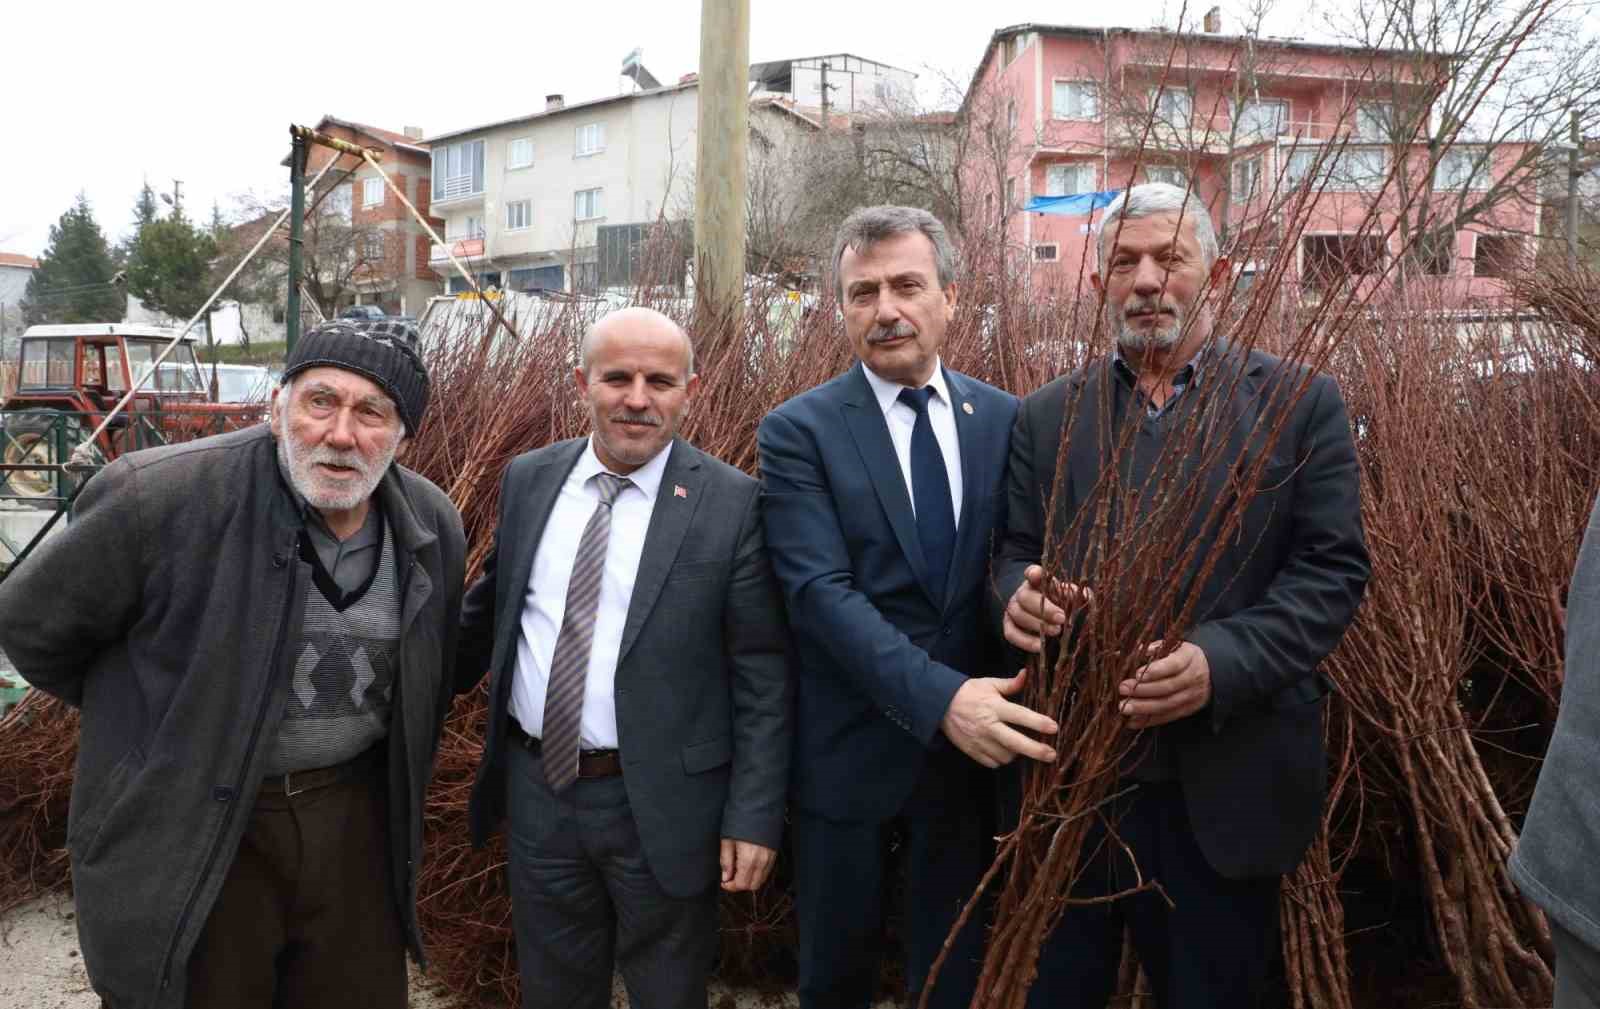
[576, 435, 673, 501]
[1111, 341, 1207, 388]
[861, 358, 953, 418]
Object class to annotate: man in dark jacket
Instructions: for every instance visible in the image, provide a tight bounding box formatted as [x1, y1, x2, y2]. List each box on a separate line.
[0, 320, 467, 1009]
[1511, 489, 1600, 1006]
[995, 184, 1369, 1007]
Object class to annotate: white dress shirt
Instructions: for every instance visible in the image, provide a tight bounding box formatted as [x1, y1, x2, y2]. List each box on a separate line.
[861, 359, 964, 527]
[508, 437, 672, 748]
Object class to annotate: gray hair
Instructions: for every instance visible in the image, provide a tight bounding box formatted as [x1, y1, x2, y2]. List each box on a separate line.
[1096, 183, 1220, 271]
[831, 205, 958, 302]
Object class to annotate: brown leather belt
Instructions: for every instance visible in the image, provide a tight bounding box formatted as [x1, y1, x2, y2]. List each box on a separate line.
[259, 745, 382, 797]
[508, 722, 623, 779]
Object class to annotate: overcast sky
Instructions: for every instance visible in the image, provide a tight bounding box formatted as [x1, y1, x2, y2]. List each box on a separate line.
[4, 0, 1326, 259]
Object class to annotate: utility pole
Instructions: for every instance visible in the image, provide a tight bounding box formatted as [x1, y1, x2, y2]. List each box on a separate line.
[287, 131, 306, 355]
[171, 179, 184, 216]
[820, 60, 830, 128]
[1569, 109, 1581, 271]
[694, 0, 750, 336]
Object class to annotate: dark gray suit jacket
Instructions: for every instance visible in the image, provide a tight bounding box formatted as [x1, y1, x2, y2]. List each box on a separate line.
[457, 436, 792, 897]
[1512, 491, 1600, 949]
[993, 344, 1370, 879]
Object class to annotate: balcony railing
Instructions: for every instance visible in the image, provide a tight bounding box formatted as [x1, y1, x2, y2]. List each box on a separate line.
[431, 234, 486, 262]
[436, 176, 483, 201]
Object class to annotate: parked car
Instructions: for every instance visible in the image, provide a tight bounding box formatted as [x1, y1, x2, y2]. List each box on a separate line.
[339, 304, 387, 322]
[201, 363, 275, 404]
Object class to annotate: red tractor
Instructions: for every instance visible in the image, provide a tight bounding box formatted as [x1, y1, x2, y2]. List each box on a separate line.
[1, 324, 268, 505]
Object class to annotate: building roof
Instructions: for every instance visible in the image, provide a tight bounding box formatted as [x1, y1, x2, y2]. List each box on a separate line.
[0, 252, 39, 269]
[963, 21, 1442, 118]
[427, 80, 700, 144]
[315, 115, 430, 155]
[22, 324, 196, 341]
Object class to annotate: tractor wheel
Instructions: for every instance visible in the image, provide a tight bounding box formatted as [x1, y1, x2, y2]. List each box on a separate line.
[0, 411, 102, 508]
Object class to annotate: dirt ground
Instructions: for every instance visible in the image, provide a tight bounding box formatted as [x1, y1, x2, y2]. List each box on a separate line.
[0, 897, 826, 1009]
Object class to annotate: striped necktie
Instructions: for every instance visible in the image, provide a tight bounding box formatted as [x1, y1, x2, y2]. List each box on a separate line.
[542, 471, 631, 792]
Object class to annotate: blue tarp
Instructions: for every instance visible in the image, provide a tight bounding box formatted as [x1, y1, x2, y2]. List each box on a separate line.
[1024, 190, 1122, 216]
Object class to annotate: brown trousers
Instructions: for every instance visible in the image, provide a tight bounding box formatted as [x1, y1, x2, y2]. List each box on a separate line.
[184, 750, 406, 1009]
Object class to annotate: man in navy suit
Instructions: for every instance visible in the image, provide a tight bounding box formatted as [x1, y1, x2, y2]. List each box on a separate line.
[758, 205, 1059, 1009]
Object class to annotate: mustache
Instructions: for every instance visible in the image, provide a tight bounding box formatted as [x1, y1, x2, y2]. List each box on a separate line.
[866, 321, 916, 345]
[610, 411, 661, 427]
[304, 445, 372, 475]
[1123, 296, 1175, 318]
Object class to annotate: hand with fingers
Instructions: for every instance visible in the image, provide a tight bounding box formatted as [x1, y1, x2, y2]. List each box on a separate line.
[940, 668, 1060, 768]
[1119, 640, 1212, 729]
[719, 838, 777, 892]
[1003, 564, 1092, 654]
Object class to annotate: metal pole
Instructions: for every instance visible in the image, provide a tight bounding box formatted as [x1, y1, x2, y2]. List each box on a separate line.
[287, 130, 307, 355]
[694, 0, 751, 334]
[1569, 109, 1581, 272]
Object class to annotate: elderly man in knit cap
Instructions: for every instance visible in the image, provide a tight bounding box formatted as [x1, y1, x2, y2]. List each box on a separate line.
[0, 319, 467, 1009]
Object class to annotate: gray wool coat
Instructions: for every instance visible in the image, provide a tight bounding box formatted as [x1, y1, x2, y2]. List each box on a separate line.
[1512, 490, 1600, 950]
[0, 425, 466, 1009]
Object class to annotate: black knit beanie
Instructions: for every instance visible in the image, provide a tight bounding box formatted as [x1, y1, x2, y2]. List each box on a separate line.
[282, 319, 430, 436]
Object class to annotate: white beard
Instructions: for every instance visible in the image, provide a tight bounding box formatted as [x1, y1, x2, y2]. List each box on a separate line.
[277, 428, 397, 513]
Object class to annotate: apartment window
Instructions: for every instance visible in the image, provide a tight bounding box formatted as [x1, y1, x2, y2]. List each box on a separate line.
[1436, 149, 1489, 190]
[1045, 162, 1095, 196]
[1007, 33, 1028, 65]
[324, 183, 354, 224]
[432, 139, 486, 200]
[1007, 99, 1018, 134]
[1338, 149, 1388, 190]
[1145, 165, 1188, 188]
[364, 232, 385, 260]
[1356, 103, 1392, 141]
[1053, 81, 1099, 120]
[508, 137, 534, 170]
[505, 199, 531, 231]
[1474, 234, 1522, 278]
[1152, 88, 1193, 129]
[1302, 234, 1384, 291]
[1417, 230, 1456, 275]
[1007, 177, 1017, 209]
[1033, 243, 1059, 262]
[1235, 99, 1287, 141]
[446, 214, 484, 240]
[573, 261, 599, 292]
[576, 123, 606, 157]
[362, 177, 384, 208]
[1233, 156, 1262, 202]
[575, 188, 604, 220]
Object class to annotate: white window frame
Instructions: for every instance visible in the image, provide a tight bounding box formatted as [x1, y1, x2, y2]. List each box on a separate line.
[324, 183, 354, 224]
[1234, 98, 1288, 141]
[1044, 162, 1096, 197]
[363, 231, 385, 260]
[1435, 148, 1490, 191]
[1356, 103, 1393, 142]
[1339, 148, 1388, 191]
[1233, 155, 1262, 202]
[446, 214, 484, 240]
[505, 199, 531, 231]
[574, 187, 604, 221]
[1052, 80, 1099, 120]
[1151, 87, 1193, 129]
[1033, 243, 1060, 262]
[362, 177, 384, 208]
[575, 123, 606, 157]
[508, 137, 534, 170]
[432, 139, 486, 201]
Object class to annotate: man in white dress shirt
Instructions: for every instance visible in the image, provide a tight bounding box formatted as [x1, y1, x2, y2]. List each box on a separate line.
[457, 307, 792, 1009]
[757, 206, 1055, 1009]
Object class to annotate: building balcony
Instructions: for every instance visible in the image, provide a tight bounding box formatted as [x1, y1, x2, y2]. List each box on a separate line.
[430, 236, 486, 264]
[430, 175, 485, 208]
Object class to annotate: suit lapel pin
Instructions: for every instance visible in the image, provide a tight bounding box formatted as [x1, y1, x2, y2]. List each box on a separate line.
[674, 484, 689, 499]
[962, 402, 974, 415]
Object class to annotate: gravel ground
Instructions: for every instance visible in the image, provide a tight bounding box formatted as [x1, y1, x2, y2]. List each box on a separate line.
[0, 897, 828, 1009]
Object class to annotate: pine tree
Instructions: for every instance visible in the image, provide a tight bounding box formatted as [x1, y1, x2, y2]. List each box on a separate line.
[116, 180, 162, 266]
[124, 215, 217, 322]
[21, 193, 127, 325]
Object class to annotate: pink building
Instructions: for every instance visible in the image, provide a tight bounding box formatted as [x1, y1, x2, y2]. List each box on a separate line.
[964, 19, 1542, 307]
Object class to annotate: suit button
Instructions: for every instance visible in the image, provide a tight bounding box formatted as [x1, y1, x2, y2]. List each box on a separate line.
[942, 626, 952, 637]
